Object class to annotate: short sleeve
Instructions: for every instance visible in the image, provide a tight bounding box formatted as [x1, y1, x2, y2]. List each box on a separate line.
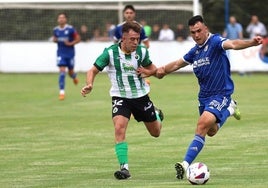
[94, 48, 110, 71]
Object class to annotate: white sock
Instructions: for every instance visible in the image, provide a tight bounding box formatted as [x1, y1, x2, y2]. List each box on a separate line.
[182, 161, 189, 170]
[227, 106, 234, 115]
[59, 90, 65, 95]
[121, 164, 129, 170]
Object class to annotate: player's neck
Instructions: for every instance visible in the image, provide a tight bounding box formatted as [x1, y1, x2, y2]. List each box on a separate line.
[119, 43, 131, 54]
[121, 48, 131, 55]
[59, 24, 67, 28]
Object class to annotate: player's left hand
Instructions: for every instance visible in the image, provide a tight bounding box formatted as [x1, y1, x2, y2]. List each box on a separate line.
[81, 85, 93, 97]
[136, 66, 150, 78]
[64, 40, 73, 46]
[137, 65, 158, 78]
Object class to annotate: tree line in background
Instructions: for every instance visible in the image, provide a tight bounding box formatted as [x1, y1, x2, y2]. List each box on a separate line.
[201, 0, 268, 38]
[0, 0, 267, 41]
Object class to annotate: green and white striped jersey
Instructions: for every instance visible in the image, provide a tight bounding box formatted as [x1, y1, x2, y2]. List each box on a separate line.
[94, 43, 151, 99]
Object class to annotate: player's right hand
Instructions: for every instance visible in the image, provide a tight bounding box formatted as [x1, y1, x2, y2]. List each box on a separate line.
[81, 85, 93, 97]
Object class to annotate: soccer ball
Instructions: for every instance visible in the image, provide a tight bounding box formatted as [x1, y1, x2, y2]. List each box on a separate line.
[186, 162, 210, 185]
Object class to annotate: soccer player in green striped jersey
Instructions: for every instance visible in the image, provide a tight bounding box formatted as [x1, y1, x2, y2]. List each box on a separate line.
[81, 21, 163, 180]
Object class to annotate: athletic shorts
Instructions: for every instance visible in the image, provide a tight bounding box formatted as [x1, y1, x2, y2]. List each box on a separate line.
[198, 95, 231, 124]
[57, 56, 75, 69]
[112, 95, 157, 122]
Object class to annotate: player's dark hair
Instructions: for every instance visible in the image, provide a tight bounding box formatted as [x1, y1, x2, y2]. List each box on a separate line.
[188, 15, 205, 26]
[57, 12, 68, 19]
[123, 5, 135, 12]
[122, 21, 141, 34]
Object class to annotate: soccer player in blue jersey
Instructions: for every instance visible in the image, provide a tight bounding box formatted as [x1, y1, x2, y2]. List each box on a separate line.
[53, 12, 81, 100]
[114, 4, 150, 48]
[137, 15, 263, 180]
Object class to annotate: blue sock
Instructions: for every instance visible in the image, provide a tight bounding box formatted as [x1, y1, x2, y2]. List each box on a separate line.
[184, 134, 205, 164]
[69, 72, 77, 79]
[59, 72, 65, 90]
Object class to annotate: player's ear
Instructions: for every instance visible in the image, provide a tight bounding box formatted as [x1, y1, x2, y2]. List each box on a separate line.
[122, 33, 126, 41]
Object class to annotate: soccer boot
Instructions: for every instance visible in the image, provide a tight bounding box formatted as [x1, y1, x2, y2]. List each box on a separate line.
[73, 77, 79, 85]
[114, 168, 131, 180]
[154, 107, 164, 121]
[175, 162, 185, 180]
[230, 100, 241, 120]
[59, 94, 65, 100]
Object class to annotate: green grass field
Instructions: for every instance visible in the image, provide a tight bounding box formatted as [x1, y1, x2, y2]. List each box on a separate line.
[0, 73, 267, 188]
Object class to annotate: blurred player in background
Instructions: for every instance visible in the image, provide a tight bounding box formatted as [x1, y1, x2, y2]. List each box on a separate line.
[114, 4, 150, 48]
[137, 15, 263, 180]
[81, 22, 163, 180]
[114, 5, 151, 88]
[53, 12, 81, 100]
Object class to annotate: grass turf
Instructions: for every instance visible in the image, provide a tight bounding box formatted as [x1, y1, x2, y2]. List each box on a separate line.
[0, 73, 267, 188]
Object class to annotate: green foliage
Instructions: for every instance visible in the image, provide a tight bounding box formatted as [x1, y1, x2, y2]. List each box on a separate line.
[0, 9, 119, 41]
[0, 73, 268, 187]
[0, 1, 268, 41]
[201, 0, 268, 36]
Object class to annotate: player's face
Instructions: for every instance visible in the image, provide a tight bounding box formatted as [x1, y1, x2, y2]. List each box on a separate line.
[57, 14, 67, 27]
[122, 29, 140, 53]
[123, 9, 136, 21]
[189, 22, 209, 45]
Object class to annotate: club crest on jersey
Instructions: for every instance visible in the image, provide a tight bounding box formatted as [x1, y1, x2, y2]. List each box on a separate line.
[204, 45, 209, 52]
[135, 54, 140, 60]
[64, 30, 69, 35]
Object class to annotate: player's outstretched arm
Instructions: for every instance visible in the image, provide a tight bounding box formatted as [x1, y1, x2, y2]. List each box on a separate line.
[81, 66, 100, 97]
[156, 58, 188, 79]
[223, 36, 263, 50]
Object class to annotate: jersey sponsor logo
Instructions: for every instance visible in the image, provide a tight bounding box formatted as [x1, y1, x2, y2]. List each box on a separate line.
[57, 37, 68, 42]
[117, 55, 137, 72]
[193, 57, 210, 68]
[122, 62, 136, 72]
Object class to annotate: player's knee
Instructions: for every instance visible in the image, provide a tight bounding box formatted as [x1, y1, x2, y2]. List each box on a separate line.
[150, 132, 160, 138]
[207, 131, 216, 137]
[207, 126, 218, 137]
[149, 129, 161, 138]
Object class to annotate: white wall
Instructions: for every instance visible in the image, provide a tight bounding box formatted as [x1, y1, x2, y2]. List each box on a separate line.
[0, 41, 268, 73]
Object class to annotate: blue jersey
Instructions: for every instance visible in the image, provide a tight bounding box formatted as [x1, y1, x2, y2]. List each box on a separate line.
[53, 24, 78, 58]
[114, 21, 148, 43]
[183, 34, 234, 98]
